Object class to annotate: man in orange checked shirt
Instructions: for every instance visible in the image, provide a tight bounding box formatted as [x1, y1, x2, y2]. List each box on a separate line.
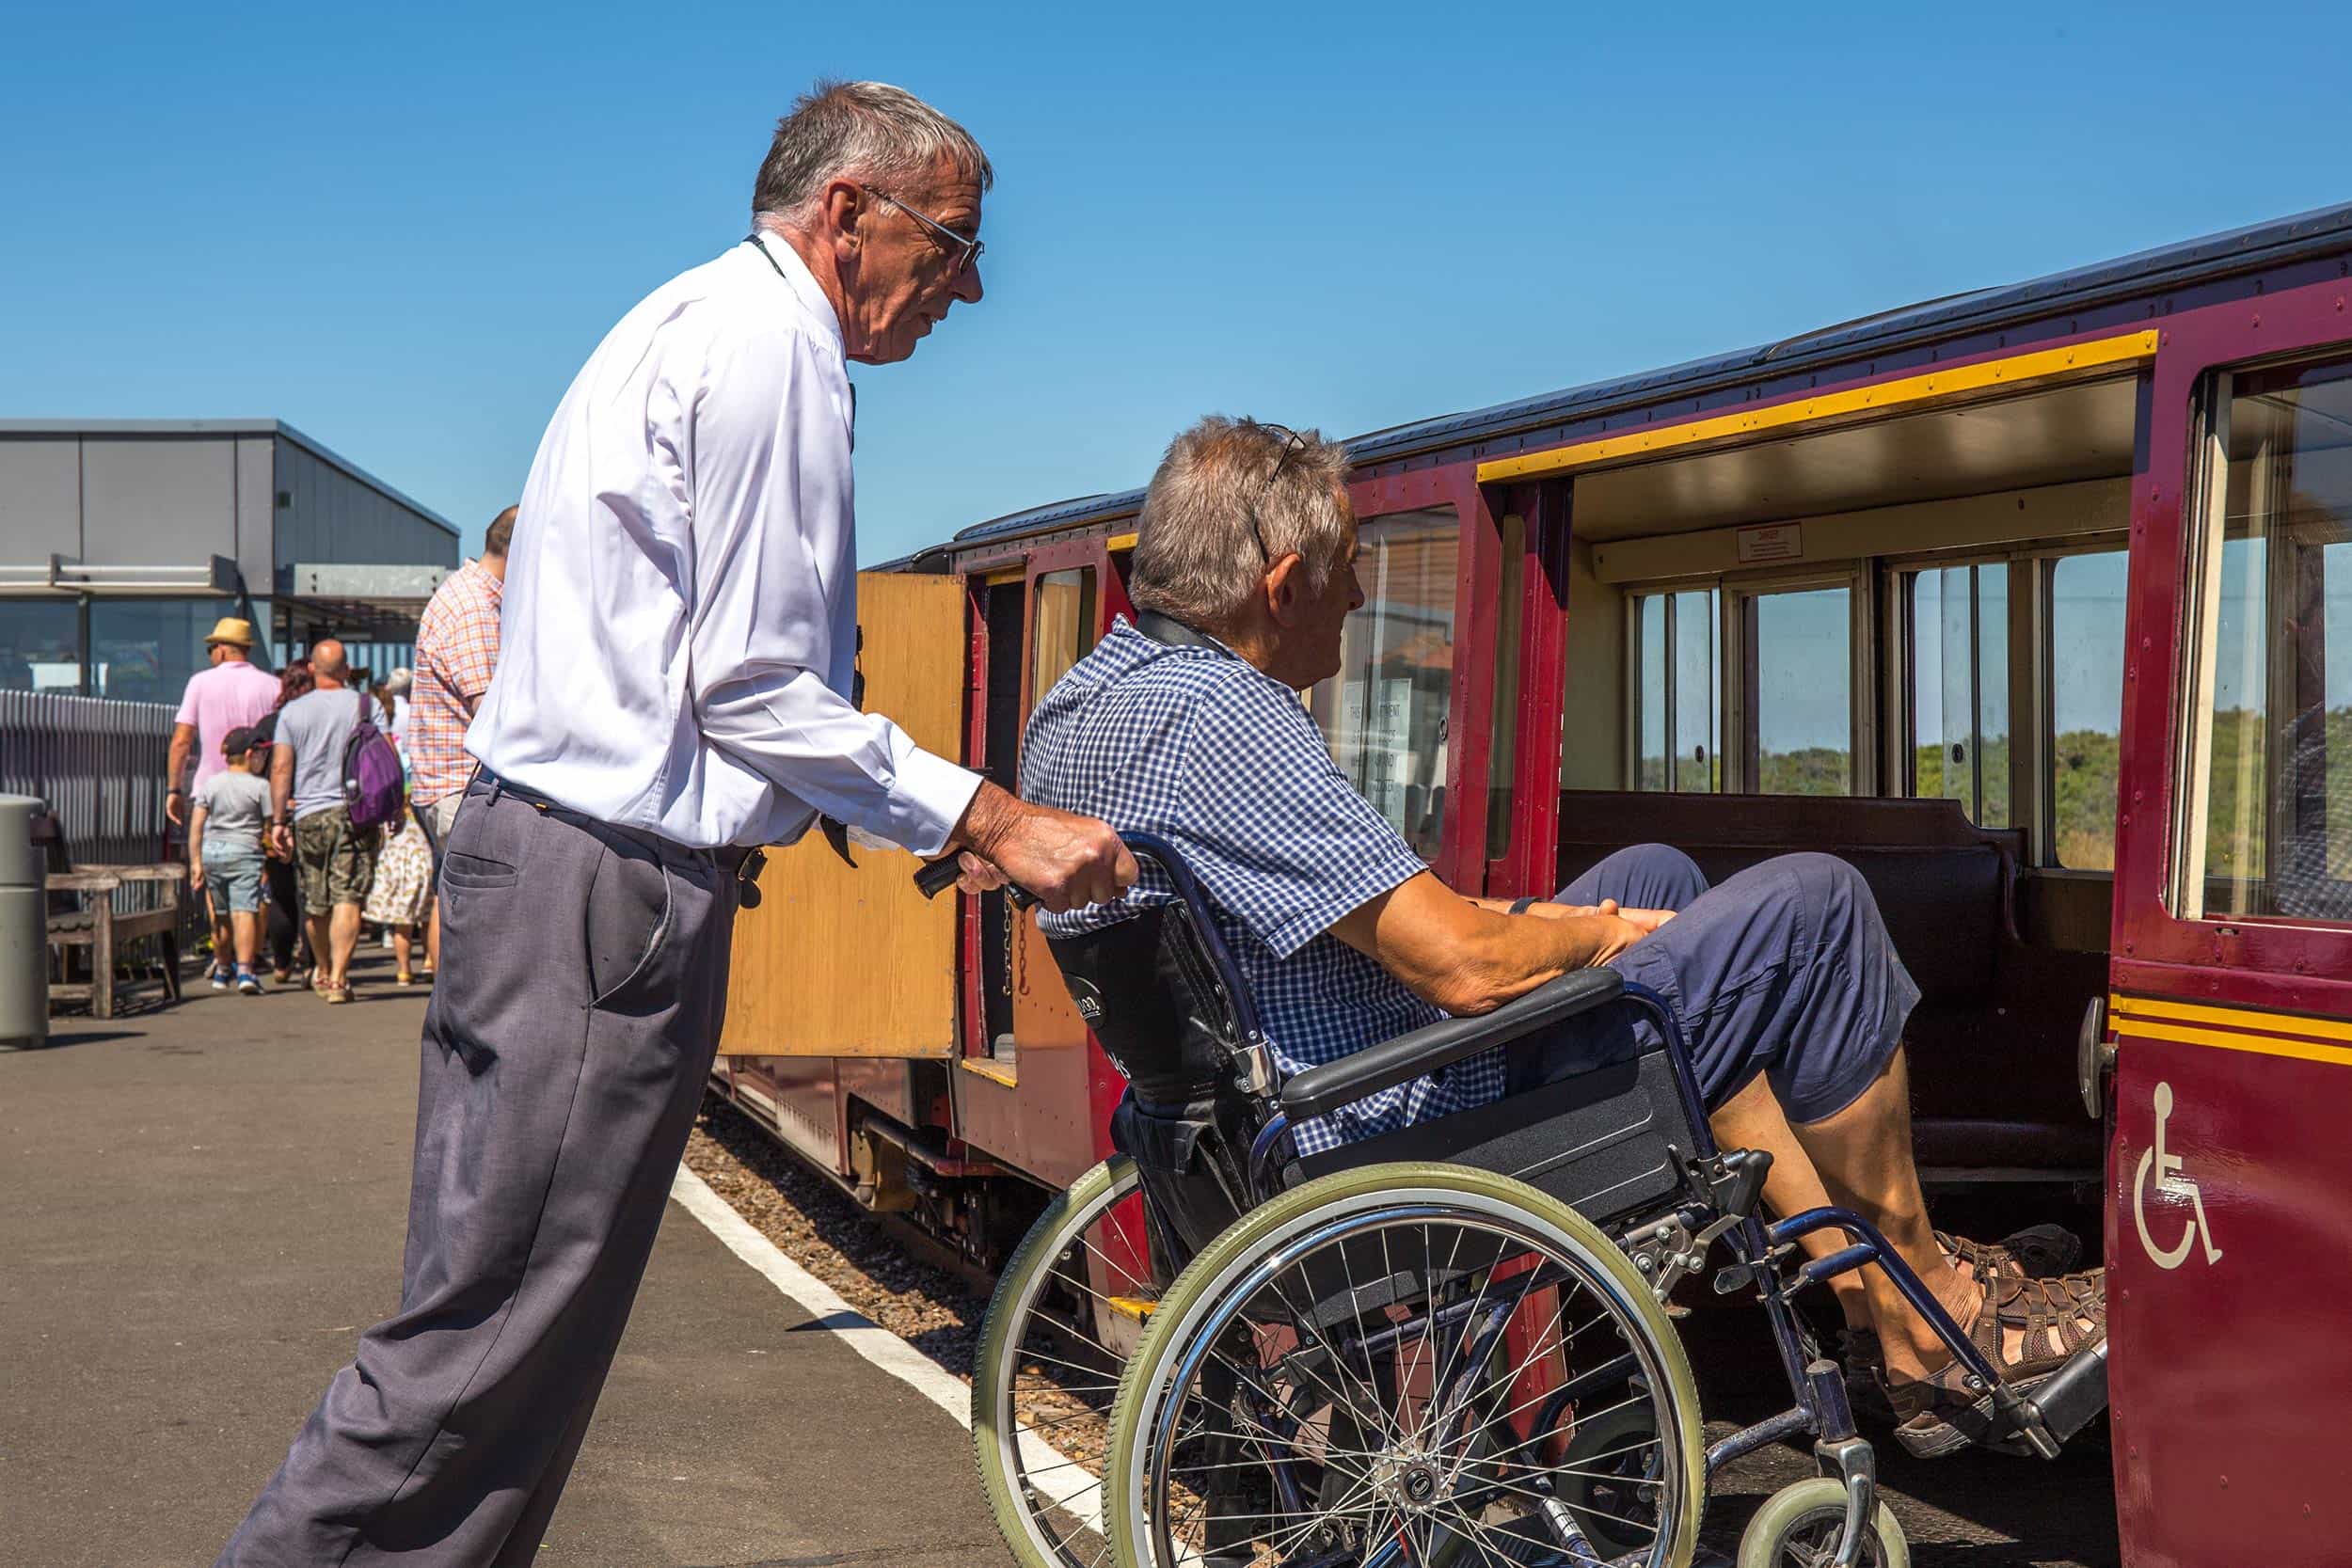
[408, 504, 513, 974]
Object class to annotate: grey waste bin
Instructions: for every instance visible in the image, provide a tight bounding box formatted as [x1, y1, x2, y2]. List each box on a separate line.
[0, 795, 46, 1046]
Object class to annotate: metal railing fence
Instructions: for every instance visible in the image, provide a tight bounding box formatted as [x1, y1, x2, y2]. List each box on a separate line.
[0, 689, 177, 903]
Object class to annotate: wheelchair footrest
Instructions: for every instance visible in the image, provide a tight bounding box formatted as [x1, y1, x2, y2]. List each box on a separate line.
[2021, 1338, 2108, 1443]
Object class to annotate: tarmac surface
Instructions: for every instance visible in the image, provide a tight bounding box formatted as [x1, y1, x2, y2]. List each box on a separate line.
[1, 954, 1015, 1568]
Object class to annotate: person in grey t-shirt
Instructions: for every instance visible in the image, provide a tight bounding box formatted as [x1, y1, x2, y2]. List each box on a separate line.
[192, 725, 275, 993]
[267, 639, 381, 1003]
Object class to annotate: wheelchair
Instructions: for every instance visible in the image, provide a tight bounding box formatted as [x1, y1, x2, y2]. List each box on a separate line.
[958, 833, 2109, 1568]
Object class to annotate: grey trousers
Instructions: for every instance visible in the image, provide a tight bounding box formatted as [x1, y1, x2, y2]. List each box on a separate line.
[219, 777, 739, 1566]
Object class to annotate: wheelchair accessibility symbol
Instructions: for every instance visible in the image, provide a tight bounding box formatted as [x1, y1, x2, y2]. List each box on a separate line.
[2134, 1082, 2222, 1271]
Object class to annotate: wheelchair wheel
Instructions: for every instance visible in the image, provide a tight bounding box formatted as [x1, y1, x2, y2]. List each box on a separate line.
[975, 1156, 1155, 1568]
[1104, 1163, 1706, 1568]
[1735, 1477, 1908, 1568]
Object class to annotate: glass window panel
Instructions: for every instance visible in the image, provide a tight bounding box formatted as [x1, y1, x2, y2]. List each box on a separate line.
[1904, 564, 2011, 828]
[1979, 565, 2010, 828]
[1673, 589, 1718, 792]
[1029, 568, 1096, 708]
[0, 600, 83, 693]
[88, 598, 218, 705]
[1310, 510, 1457, 861]
[1638, 595, 1666, 790]
[2183, 358, 2352, 921]
[2051, 551, 2127, 868]
[1753, 587, 1851, 795]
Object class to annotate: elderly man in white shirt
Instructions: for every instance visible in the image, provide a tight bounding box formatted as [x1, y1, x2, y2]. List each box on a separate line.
[219, 81, 1134, 1568]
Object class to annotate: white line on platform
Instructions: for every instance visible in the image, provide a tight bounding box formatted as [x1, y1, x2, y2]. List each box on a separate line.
[667, 1164, 1105, 1534]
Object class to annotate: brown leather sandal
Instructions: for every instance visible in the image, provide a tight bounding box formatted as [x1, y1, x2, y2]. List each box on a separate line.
[1888, 1265, 2106, 1458]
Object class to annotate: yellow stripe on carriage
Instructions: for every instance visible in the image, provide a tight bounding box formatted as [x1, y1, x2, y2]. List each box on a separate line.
[2108, 1015, 2352, 1070]
[2110, 991, 2352, 1046]
[1474, 329, 2160, 484]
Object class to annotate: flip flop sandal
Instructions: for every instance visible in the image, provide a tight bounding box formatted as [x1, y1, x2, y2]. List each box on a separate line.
[1888, 1264, 2106, 1458]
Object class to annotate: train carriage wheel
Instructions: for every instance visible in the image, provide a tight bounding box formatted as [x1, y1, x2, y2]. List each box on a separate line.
[974, 1155, 1154, 1568]
[1104, 1163, 1708, 1568]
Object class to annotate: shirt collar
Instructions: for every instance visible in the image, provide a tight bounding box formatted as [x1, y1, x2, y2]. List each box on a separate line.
[743, 232, 846, 353]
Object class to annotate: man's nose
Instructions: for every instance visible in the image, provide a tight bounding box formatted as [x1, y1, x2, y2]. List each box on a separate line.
[953, 260, 983, 306]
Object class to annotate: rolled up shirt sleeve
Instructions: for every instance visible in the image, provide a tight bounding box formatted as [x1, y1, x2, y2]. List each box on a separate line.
[683, 315, 982, 855]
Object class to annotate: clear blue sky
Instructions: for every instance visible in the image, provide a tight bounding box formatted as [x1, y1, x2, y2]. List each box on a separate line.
[6, 0, 2348, 571]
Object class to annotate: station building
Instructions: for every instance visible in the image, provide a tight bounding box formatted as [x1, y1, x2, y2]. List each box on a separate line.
[0, 420, 460, 699]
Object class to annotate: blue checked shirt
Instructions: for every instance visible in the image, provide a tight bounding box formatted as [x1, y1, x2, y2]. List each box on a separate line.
[1023, 617, 1505, 1154]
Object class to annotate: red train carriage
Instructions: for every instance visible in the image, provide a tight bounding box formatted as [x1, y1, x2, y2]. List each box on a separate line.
[710, 201, 2352, 1566]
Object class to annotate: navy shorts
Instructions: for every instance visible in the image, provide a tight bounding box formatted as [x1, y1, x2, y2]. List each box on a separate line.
[1507, 845, 1919, 1124]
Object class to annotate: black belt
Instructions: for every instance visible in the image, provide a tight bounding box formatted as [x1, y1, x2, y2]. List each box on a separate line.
[476, 771, 769, 906]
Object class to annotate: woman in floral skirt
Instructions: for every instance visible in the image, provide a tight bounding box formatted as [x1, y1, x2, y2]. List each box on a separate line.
[362, 800, 436, 986]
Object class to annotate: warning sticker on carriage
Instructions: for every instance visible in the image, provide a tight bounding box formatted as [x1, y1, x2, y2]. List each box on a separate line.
[1736, 523, 1804, 562]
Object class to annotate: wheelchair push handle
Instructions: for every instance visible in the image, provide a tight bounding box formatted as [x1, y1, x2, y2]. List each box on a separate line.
[912, 852, 1040, 910]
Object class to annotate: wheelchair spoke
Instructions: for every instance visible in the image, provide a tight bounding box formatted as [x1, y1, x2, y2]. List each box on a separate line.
[1134, 1196, 1687, 1568]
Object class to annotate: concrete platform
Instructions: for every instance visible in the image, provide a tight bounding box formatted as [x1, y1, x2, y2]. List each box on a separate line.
[0, 958, 1015, 1568]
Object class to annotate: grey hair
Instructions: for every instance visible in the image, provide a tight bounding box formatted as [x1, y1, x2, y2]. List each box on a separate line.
[1129, 417, 1353, 631]
[750, 80, 993, 227]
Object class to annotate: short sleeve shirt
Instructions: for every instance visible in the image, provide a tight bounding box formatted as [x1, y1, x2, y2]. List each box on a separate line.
[196, 769, 272, 843]
[276, 688, 365, 820]
[411, 560, 502, 804]
[1021, 618, 1500, 1155]
[174, 661, 282, 788]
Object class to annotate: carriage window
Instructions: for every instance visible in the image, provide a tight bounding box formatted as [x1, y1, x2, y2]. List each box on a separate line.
[1029, 568, 1097, 705]
[2178, 357, 2352, 922]
[1905, 564, 2010, 826]
[1747, 586, 1852, 795]
[1631, 588, 1720, 792]
[1310, 509, 1457, 861]
[2050, 550, 2128, 868]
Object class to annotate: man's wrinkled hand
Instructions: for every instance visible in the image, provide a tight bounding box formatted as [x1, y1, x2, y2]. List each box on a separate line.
[955, 784, 1137, 914]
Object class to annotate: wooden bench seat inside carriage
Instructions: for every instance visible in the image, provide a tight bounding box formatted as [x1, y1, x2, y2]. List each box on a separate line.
[1554, 789, 2106, 1180]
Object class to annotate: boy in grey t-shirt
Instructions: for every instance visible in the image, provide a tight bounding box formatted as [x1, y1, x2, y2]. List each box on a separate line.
[192, 726, 275, 993]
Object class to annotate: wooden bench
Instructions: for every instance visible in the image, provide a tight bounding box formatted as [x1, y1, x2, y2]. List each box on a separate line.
[1555, 790, 2105, 1180]
[33, 812, 186, 1020]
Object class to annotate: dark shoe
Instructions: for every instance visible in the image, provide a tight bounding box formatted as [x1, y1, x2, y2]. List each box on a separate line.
[1836, 1326, 1898, 1427]
[1937, 1225, 2084, 1281]
[235, 969, 262, 996]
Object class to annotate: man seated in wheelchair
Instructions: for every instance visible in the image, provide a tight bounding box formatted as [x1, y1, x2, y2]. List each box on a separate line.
[1019, 415, 2105, 1461]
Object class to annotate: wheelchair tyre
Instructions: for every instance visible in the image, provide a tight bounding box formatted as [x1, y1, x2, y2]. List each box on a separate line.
[974, 1155, 1152, 1568]
[1736, 1477, 1909, 1568]
[1104, 1162, 1707, 1568]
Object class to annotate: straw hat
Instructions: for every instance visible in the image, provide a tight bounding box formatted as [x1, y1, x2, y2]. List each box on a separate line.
[203, 616, 256, 648]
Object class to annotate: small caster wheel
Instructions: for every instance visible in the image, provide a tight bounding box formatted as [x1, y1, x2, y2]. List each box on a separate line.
[1736, 1476, 1909, 1568]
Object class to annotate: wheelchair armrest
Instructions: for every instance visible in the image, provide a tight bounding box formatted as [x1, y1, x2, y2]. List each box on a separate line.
[1277, 968, 1627, 1122]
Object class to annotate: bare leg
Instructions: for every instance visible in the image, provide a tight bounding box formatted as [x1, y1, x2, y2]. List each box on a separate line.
[1780, 1049, 1969, 1382]
[303, 911, 333, 987]
[230, 911, 262, 969]
[391, 925, 413, 978]
[214, 909, 235, 974]
[329, 902, 363, 989]
[1708, 1073, 1870, 1330]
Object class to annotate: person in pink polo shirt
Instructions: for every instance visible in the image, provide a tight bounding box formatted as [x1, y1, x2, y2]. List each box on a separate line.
[167, 617, 281, 988]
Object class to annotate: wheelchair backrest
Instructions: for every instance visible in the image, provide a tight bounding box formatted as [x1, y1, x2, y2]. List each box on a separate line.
[1042, 832, 1271, 1265]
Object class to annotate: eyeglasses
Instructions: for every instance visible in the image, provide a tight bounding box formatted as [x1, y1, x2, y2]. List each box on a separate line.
[867, 187, 985, 277]
[1247, 422, 1311, 565]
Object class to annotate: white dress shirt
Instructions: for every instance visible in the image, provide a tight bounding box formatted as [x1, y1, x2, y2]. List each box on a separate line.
[470, 237, 983, 851]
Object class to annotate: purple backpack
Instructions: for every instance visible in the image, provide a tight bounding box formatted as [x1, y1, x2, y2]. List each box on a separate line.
[342, 712, 407, 829]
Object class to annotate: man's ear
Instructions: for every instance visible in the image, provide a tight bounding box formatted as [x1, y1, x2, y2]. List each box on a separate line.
[822, 180, 866, 250]
[1262, 552, 1306, 626]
